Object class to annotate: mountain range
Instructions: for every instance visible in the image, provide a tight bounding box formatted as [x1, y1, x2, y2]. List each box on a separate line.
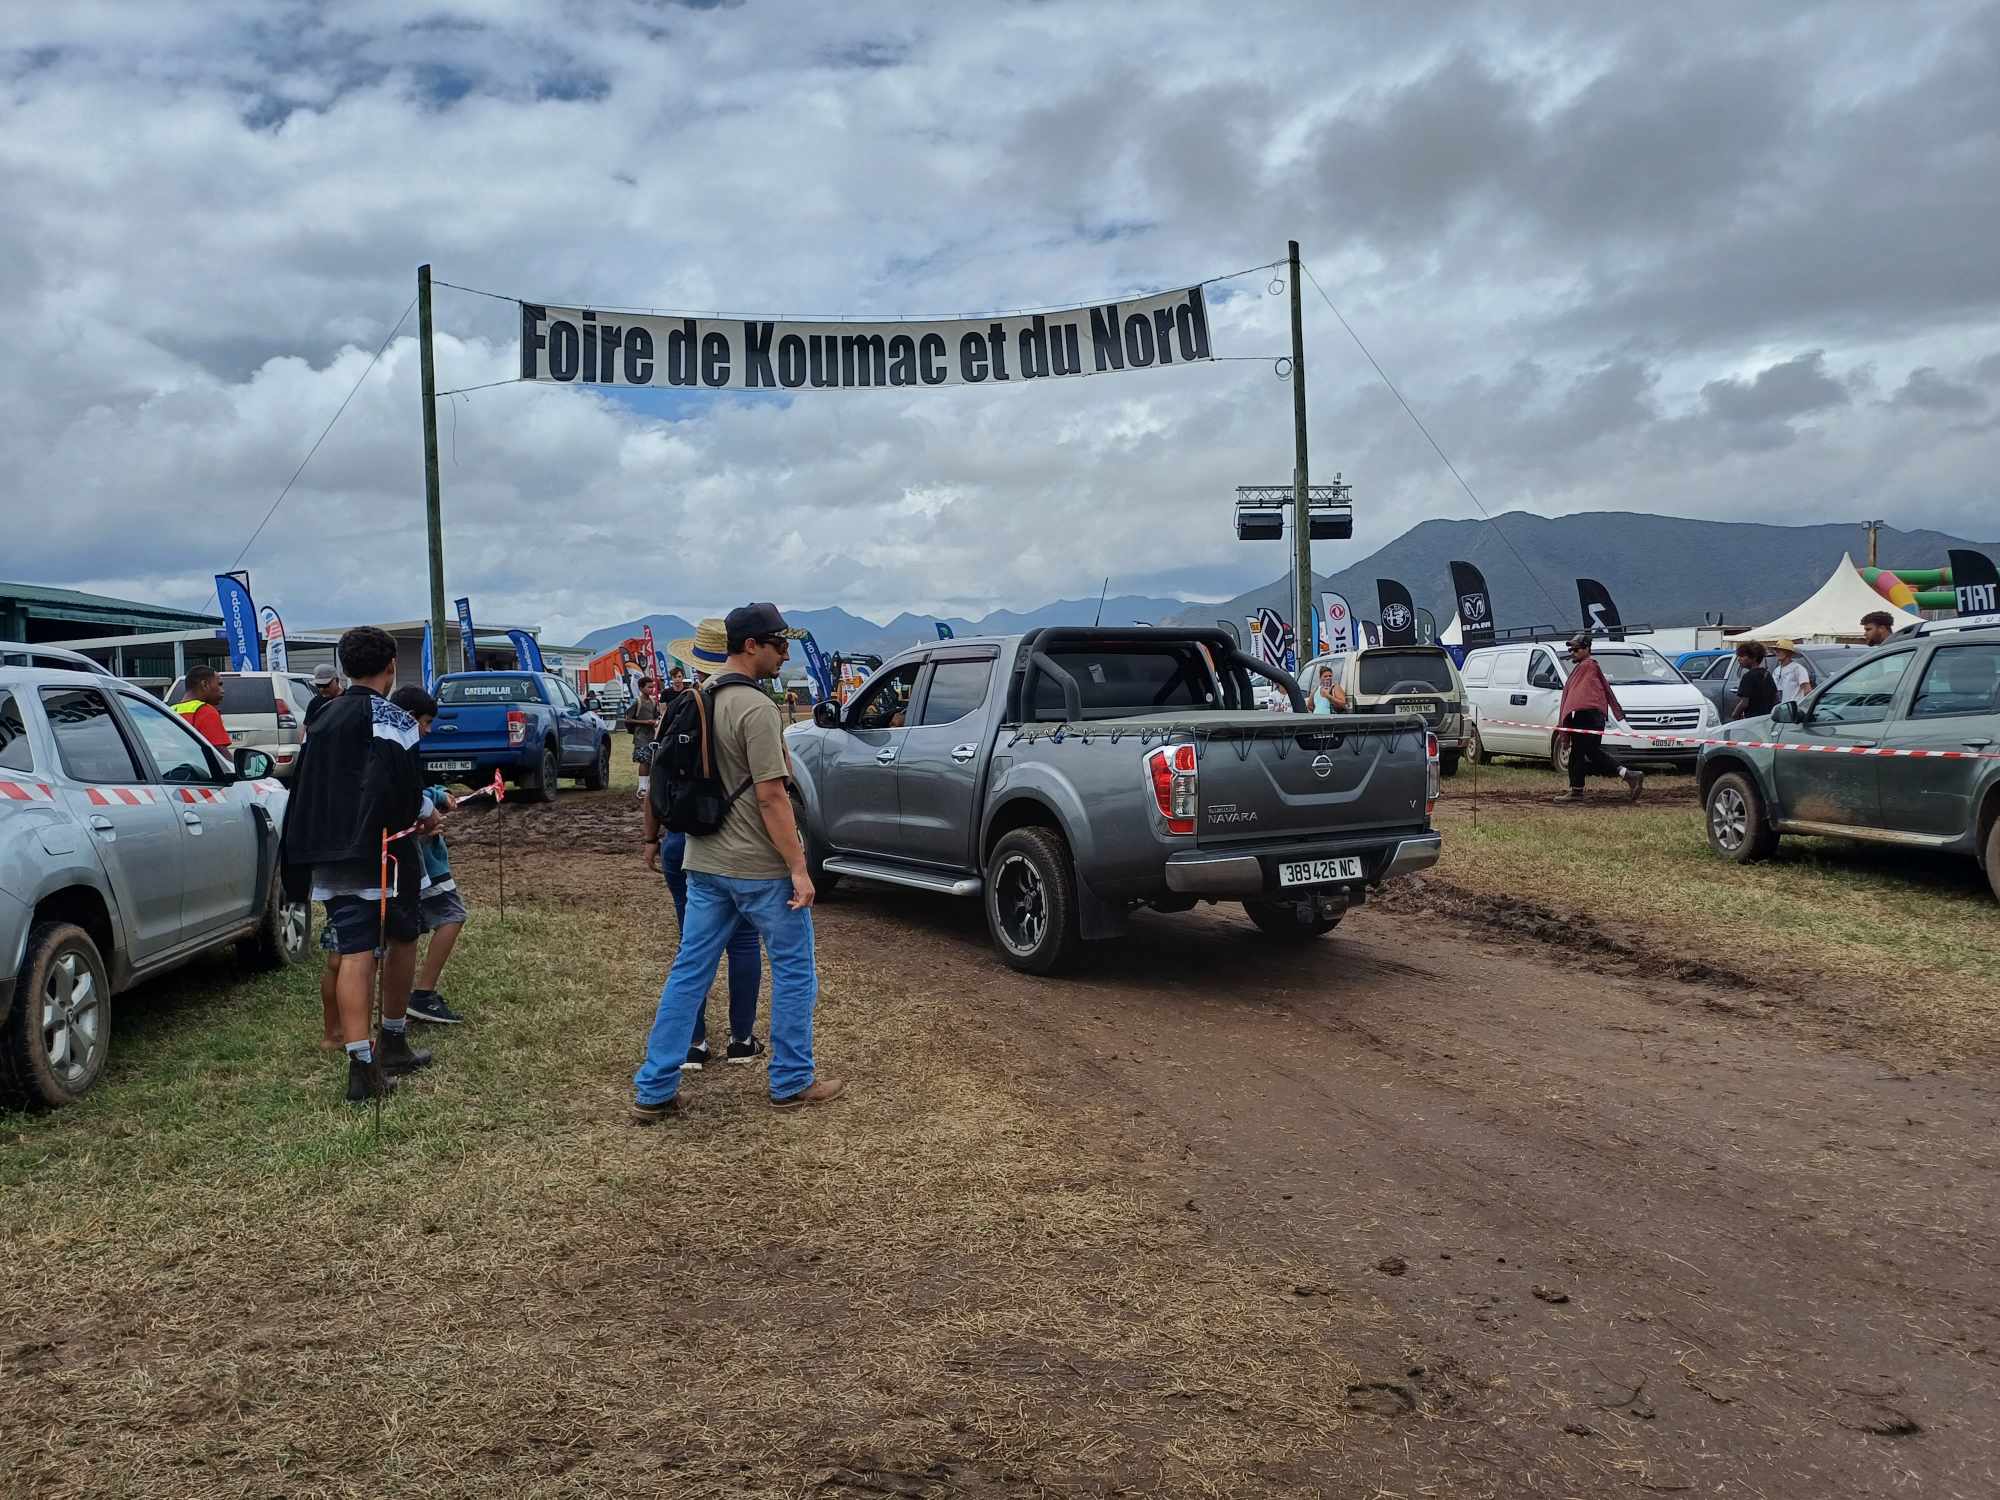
[574, 594, 1188, 658]
[1171, 512, 2000, 635]
[575, 513, 1999, 658]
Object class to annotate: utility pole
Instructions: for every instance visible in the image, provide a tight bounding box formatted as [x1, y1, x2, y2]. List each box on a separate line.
[1863, 518, 1885, 568]
[418, 264, 450, 673]
[1287, 240, 1312, 659]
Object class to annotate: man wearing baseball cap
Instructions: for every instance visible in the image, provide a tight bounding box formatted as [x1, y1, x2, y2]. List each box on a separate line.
[304, 662, 344, 731]
[633, 602, 844, 1119]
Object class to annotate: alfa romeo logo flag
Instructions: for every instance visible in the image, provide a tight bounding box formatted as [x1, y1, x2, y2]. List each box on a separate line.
[520, 288, 1213, 392]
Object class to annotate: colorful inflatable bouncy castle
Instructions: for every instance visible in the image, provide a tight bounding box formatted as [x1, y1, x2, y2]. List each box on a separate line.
[1862, 565, 1956, 611]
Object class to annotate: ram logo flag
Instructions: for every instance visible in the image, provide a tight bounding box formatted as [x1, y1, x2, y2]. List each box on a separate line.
[521, 287, 1212, 392]
[1449, 561, 1496, 646]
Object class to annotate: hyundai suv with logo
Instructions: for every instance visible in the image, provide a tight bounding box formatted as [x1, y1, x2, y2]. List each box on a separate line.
[782, 627, 1441, 973]
[1297, 645, 1468, 776]
[1461, 640, 1718, 773]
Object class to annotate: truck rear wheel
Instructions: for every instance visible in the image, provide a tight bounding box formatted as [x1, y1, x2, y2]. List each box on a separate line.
[1440, 749, 1461, 778]
[985, 827, 1081, 975]
[529, 744, 560, 804]
[1242, 898, 1343, 941]
[239, 872, 310, 969]
[581, 738, 610, 791]
[2, 921, 111, 1110]
[1705, 771, 1778, 863]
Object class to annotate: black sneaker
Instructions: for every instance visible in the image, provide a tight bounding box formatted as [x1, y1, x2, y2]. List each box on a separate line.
[377, 1027, 434, 1075]
[726, 1036, 765, 1065]
[683, 1042, 709, 1072]
[407, 992, 464, 1025]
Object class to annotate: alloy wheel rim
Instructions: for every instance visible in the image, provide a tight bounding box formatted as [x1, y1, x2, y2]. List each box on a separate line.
[42, 950, 100, 1086]
[994, 854, 1047, 954]
[1711, 786, 1747, 851]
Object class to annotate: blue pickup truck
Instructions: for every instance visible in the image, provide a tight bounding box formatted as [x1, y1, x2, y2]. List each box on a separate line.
[418, 672, 612, 801]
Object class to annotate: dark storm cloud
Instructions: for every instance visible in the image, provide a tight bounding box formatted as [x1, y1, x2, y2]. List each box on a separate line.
[1702, 352, 1849, 424]
[1891, 367, 1986, 413]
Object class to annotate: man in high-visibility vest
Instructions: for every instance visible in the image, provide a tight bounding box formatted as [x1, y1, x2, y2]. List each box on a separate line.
[171, 666, 232, 750]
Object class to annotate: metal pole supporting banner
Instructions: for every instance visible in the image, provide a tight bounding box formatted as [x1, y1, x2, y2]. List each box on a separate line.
[1287, 240, 1313, 661]
[418, 265, 450, 690]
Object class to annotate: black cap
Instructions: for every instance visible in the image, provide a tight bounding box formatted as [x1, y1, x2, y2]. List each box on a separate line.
[725, 602, 789, 649]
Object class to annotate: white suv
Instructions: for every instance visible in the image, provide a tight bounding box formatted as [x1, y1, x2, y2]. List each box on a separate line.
[1462, 640, 1718, 773]
[165, 671, 319, 781]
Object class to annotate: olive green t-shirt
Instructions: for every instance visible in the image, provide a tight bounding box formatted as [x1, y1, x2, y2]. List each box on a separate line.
[683, 683, 792, 880]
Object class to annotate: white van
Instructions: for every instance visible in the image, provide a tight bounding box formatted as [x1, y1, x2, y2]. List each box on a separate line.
[1460, 640, 1717, 774]
[1298, 645, 1468, 776]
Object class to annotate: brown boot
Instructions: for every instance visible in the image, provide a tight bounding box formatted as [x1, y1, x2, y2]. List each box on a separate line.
[771, 1078, 847, 1109]
[1550, 789, 1585, 804]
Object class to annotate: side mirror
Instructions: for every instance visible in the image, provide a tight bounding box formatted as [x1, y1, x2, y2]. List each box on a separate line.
[1770, 700, 1800, 725]
[234, 748, 275, 780]
[812, 701, 841, 729]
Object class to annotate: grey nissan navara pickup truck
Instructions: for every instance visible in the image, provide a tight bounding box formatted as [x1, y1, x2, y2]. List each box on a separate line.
[783, 626, 1441, 972]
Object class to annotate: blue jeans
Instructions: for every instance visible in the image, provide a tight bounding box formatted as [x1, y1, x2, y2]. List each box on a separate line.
[635, 871, 817, 1103]
[660, 833, 762, 1047]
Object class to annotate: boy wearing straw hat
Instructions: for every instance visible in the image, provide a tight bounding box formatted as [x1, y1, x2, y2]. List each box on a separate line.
[633, 604, 843, 1118]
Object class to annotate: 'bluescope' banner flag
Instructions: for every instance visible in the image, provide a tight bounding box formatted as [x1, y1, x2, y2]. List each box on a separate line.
[215, 573, 260, 671]
[520, 288, 1213, 392]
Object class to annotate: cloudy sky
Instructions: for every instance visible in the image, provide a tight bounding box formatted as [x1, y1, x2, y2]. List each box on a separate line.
[5, 0, 1997, 642]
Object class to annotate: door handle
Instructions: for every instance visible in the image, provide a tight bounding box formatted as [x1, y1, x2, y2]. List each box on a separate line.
[1965, 739, 1994, 750]
[183, 811, 204, 834]
[951, 744, 977, 764]
[875, 748, 899, 765]
[1510, 694, 1528, 706]
[88, 814, 115, 837]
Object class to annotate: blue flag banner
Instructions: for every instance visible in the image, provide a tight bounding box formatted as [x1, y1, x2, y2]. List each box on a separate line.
[454, 597, 476, 670]
[215, 573, 261, 671]
[935, 621, 954, 639]
[421, 621, 436, 690]
[799, 632, 836, 703]
[507, 629, 546, 674]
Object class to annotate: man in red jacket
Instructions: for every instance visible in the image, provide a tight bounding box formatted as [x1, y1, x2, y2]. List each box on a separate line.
[1553, 634, 1645, 804]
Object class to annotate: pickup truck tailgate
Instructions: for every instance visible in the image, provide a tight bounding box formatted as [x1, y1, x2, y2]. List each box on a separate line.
[421, 705, 519, 756]
[1181, 714, 1430, 844]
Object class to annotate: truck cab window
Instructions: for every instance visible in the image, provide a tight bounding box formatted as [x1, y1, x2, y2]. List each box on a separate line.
[854, 664, 922, 729]
[920, 661, 992, 726]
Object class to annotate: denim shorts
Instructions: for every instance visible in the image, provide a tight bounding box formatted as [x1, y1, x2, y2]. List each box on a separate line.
[421, 887, 468, 932]
[322, 893, 421, 956]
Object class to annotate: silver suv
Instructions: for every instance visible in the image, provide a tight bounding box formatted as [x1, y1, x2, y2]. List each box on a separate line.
[165, 669, 320, 781]
[1, 667, 307, 1108]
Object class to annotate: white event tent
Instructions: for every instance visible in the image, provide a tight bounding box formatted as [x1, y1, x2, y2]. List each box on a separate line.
[1726, 554, 1919, 644]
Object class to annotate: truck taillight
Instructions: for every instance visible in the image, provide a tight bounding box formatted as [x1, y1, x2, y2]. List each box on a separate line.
[1145, 742, 1198, 835]
[507, 710, 528, 746]
[1426, 731, 1440, 814]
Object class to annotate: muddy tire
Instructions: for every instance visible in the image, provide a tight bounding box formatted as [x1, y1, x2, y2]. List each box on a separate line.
[985, 827, 1081, 975]
[1, 922, 111, 1110]
[1440, 749, 1461, 779]
[1984, 817, 2000, 903]
[529, 744, 560, 804]
[581, 738, 611, 791]
[239, 873, 310, 969]
[790, 790, 840, 895]
[1706, 771, 1779, 863]
[1242, 898, 1343, 941]
[1470, 724, 1495, 765]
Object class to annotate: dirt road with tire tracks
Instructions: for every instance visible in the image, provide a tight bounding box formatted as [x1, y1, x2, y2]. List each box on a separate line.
[483, 788, 1999, 1496]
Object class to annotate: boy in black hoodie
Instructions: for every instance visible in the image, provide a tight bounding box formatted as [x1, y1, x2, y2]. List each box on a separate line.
[279, 626, 437, 1102]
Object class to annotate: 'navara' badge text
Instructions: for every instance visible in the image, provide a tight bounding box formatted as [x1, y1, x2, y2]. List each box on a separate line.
[1207, 804, 1258, 825]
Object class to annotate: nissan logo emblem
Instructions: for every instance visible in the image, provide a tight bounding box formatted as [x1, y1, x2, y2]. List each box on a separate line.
[1311, 753, 1333, 779]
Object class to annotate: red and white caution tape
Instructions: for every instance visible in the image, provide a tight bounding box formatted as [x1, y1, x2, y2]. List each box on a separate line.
[86, 786, 159, 806]
[1475, 718, 2000, 760]
[0, 780, 56, 802]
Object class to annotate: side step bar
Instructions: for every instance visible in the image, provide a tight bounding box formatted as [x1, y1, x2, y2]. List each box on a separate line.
[822, 856, 982, 897]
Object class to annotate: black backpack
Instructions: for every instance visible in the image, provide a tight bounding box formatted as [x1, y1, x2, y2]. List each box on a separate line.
[647, 673, 760, 835]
